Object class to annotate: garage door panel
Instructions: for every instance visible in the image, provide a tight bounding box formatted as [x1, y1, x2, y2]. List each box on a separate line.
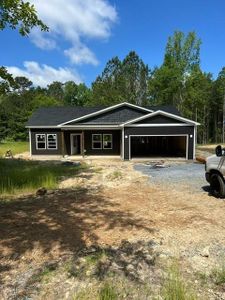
[130, 136, 187, 158]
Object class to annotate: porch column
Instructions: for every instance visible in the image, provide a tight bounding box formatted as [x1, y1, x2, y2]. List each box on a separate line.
[61, 131, 65, 157]
[82, 130, 85, 156]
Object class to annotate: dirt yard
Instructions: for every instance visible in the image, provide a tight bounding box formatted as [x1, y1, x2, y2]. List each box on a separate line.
[1, 157, 225, 299]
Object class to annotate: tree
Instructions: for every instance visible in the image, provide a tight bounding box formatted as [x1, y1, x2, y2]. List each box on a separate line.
[149, 31, 201, 112]
[0, 0, 48, 84]
[92, 57, 124, 105]
[64, 81, 91, 106]
[183, 68, 213, 143]
[0, 0, 48, 35]
[92, 52, 149, 106]
[13, 76, 33, 93]
[47, 81, 64, 103]
[122, 51, 149, 105]
[211, 67, 225, 143]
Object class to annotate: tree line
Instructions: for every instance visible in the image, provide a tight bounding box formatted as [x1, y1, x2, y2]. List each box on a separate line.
[0, 31, 225, 144]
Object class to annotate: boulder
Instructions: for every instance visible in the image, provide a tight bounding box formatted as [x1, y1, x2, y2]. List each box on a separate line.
[36, 187, 47, 196]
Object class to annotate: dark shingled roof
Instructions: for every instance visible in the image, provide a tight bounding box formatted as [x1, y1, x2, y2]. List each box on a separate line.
[27, 105, 180, 127]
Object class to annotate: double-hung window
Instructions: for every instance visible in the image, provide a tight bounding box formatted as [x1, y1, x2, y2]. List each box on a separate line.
[36, 134, 46, 149]
[103, 134, 112, 149]
[47, 134, 57, 149]
[92, 134, 102, 149]
[35, 133, 58, 150]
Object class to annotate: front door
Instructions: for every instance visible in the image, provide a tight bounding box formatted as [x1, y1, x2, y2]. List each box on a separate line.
[71, 134, 81, 155]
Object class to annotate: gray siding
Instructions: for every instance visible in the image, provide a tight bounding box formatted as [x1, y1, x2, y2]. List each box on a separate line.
[30, 129, 62, 155]
[83, 130, 121, 155]
[123, 126, 195, 160]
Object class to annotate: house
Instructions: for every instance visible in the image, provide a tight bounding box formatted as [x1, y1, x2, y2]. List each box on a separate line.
[26, 102, 199, 160]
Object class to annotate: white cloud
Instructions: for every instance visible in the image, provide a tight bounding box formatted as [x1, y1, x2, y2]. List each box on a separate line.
[7, 61, 82, 87]
[64, 44, 99, 66]
[29, 0, 117, 65]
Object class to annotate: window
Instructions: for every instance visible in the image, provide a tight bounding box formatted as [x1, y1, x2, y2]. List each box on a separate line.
[103, 134, 112, 149]
[47, 134, 57, 149]
[36, 134, 46, 149]
[92, 134, 102, 149]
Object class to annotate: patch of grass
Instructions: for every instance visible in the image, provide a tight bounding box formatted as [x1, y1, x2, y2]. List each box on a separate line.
[99, 282, 118, 300]
[0, 159, 87, 196]
[67, 251, 106, 278]
[162, 264, 198, 300]
[31, 264, 57, 284]
[0, 141, 29, 157]
[211, 263, 225, 285]
[195, 271, 208, 285]
[107, 170, 122, 180]
[85, 251, 106, 265]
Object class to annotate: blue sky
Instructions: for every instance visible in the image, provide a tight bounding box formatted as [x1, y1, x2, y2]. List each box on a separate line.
[1, 0, 225, 86]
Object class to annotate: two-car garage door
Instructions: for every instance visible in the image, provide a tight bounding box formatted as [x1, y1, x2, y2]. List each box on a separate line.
[130, 135, 187, 159]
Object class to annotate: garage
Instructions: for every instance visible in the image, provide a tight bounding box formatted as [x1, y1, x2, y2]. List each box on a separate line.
[130, 135, 187, 159]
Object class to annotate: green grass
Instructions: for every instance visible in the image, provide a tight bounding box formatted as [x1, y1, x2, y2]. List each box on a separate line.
[99, 282, 118, 300]
[0, 159, 86, 196]
[162, 264, 198, 300]
[211, 263, 225, 285]
[0, 141, 29, 157]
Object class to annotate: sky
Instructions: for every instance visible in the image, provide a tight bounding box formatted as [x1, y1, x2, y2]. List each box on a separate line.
[1, 0, 225, 87]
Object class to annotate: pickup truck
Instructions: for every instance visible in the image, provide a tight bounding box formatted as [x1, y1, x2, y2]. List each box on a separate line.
[205, 145, 225, 198]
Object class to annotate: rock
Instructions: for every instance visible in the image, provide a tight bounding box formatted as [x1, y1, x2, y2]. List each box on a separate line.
[201, 247, 210, 257]
[144, 254, 154, 265]
[126, 264, 135, 272]
[36, 187, 47, 196]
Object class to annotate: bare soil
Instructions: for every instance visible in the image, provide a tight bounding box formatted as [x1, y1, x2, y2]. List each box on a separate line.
[1, 158, 225, 299]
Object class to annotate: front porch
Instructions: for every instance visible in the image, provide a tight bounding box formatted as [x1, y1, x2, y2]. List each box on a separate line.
[61, 129, 122, 157]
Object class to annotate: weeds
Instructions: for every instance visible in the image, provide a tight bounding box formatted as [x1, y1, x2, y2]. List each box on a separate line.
[0, 159, 86, 195]
[211, 263, 225, 285]
[0, 141, 28, 157]
[162, 264, 198, 300]
[99, 282, 118, 300]
[107, 170, 122, 180]
[30, 264, 57, 284]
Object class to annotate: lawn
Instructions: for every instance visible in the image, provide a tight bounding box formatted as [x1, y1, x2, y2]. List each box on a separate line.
[0, 159, 86, 196]
[0, 141, 29, 157]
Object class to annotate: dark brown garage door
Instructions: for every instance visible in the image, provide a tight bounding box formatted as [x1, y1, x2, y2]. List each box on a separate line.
[130, 135, 187, 158]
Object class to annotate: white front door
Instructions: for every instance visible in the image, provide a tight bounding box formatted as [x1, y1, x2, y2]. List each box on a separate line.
[71, 134, 81, 155]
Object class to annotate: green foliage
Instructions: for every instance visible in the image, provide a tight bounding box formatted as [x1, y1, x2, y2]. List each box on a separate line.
[99, 282, 118, 300]
[162, 264, 198, 300]
[0, 141, 28, 156]
[91, 52, 149, 106]
[0, 0, 48, 84]
[0, 0, 48, 35]
[0, 159, 85, 195]
[211, 263, 225, 285]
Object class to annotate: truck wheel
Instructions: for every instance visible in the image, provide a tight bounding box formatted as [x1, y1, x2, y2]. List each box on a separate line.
[210, 174, 225, 198]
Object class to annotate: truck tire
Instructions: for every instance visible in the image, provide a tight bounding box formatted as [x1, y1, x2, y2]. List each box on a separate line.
[210, 173, 225, 198]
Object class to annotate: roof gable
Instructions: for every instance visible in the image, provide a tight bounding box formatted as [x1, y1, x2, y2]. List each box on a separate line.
[59, 102, 152, 126]
[64, 106, 148, 125]
[123, 110, 200, 126]
[135, 115, 184, 124]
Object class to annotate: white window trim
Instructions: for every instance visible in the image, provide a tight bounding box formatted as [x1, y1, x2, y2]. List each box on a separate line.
[103, 134, 113, 149]
[35, 134, 46, 150]
[47, 134, 58, 150]
[92, 134, 102, 149]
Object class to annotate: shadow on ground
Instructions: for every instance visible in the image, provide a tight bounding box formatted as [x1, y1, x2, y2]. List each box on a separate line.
[0, 187, 154, 285]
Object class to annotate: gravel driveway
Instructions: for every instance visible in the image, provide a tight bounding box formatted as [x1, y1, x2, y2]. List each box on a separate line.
[134, 162, 208, 193]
